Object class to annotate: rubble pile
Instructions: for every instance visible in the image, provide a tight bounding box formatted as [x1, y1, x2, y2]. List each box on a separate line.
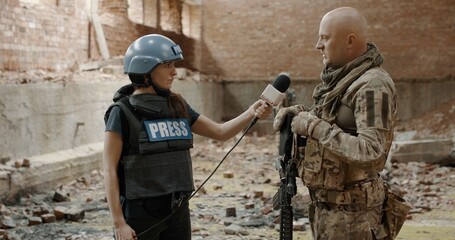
[383, 162, 455, 214]
[0, 134, 454, 239]
[0, 171, 111, 240]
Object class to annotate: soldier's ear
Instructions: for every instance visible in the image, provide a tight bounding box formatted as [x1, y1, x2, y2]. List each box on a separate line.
[347, 34, 356, 47]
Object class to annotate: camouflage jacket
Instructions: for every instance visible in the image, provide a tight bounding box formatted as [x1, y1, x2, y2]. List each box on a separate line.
[300, 66, 397, 191]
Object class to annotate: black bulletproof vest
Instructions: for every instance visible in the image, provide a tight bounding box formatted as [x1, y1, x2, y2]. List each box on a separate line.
[108, 93, 195, 199]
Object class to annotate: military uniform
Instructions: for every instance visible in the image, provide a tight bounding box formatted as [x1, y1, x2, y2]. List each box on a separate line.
[296, 43, 397, 239]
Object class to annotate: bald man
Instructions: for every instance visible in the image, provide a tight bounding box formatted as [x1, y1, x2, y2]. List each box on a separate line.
[274, 7, 408, 240]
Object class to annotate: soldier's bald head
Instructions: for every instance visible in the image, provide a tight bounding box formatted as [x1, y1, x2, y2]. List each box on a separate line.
[319, 7, 368, 63]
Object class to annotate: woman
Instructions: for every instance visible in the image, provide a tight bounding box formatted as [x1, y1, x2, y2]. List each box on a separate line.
[103, 34, 271, 240]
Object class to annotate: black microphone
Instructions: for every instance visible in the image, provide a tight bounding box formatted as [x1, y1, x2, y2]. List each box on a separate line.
[261, 73, 291, 106]
[251, 73, 291, 126]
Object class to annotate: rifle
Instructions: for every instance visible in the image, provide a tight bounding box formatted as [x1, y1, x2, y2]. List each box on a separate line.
[273, 113, 306, 240]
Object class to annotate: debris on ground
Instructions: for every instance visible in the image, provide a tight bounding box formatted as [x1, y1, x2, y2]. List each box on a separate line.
[0, 134, 454, 239]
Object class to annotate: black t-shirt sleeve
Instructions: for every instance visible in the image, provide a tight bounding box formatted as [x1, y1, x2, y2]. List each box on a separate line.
[105, 105, 124, 136]
[187, 104, 200, 125]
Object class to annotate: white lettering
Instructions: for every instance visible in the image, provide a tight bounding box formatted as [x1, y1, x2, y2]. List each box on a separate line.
[145, 119, 191, 141]
[158, 122, 169, 137]
[180, 120, 188, 136]
[172, 121, 182, 136]
[167, 121, 176, 137]
[148, 123, 159, 138]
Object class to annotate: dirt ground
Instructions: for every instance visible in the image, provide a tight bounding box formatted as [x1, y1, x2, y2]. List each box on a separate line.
[1, 70, 454, 239]
[1, 123, 455, 240]
[2, 135, 455, 239]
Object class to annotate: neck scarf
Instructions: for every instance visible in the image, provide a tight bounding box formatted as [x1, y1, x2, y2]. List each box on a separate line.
[312, 43, 384, 123]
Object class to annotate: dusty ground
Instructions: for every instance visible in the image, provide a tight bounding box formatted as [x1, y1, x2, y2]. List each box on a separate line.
[1, 70, 454, 239]
[1, 133, 455, 240]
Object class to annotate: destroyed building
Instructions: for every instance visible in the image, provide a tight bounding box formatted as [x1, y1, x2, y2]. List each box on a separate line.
[0, 0, 454, 239]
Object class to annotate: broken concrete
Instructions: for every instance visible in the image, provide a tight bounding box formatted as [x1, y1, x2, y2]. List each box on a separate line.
[0, 142, 103, 202]
[390, 139, 454, 165]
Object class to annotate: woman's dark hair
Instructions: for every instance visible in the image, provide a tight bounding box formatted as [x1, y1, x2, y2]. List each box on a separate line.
[129, 74, 149, 88]
[169, 92, 189, 119]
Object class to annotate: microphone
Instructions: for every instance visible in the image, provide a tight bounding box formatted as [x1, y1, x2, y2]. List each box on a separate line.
[261, 73, 291, 106]
[251, 73, 291, 126]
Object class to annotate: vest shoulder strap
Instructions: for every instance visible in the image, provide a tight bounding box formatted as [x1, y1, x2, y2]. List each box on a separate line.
[114, 97, 141, 151]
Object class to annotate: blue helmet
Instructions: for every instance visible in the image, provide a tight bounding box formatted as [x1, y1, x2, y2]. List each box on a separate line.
[123, 34, 183, 75]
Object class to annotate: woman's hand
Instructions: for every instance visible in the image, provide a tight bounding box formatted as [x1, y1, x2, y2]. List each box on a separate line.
[114, 222, 137, 240]
[251, 100, 272, 119]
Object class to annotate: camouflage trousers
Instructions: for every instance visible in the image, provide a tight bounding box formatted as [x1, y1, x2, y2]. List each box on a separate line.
[308, 178, 388, 240]
[309, 203, 385, 240]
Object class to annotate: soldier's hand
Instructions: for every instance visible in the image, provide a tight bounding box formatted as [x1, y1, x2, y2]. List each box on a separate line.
[291, 111, 319, 136]
[273, 105, 305, 132]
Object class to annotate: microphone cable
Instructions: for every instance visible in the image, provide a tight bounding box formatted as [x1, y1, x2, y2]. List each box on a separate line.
[137, 118, 257, 238]
[188, 118, 256, 199]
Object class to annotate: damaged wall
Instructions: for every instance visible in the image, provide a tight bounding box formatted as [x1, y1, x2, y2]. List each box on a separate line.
[0, 0, 197, 72]
[1, 0, 453, 78]
[93, 0, 197, 70]
[0, 80, 122, 161]
[200, 0, 455, 81]
[0, 73, 222, 162]
[200, 0, 455, 124]
[0, 0, 200, 162]
[0, 0, 89, 71]
[0, 0, 454, 163]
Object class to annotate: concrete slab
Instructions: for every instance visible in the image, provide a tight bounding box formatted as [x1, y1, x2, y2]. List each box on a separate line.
[1, 142, 103, 202]
[0, 79, 224, 162]
[390, 139, 454, 165]
[0, 171, 9, 194]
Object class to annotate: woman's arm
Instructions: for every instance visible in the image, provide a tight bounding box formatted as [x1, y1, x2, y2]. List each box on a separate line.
[103, 131, 136, 238]
[191, 100, 271, 141]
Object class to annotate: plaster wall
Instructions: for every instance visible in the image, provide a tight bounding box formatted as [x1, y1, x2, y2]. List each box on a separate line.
[222, 78, 455, 128]
[0, 79, 222, 161]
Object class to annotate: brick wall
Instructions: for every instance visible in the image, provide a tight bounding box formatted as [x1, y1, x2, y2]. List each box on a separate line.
[200, 0, 455, 81]
[0, 0, 89, 72]
[0, 0, 196, 75]
[1, 0, 453, 81]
